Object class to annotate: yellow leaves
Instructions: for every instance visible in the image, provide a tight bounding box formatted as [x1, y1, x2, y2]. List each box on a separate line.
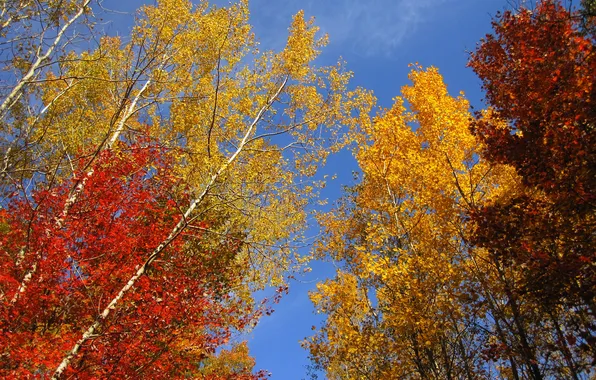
[357, 66, 507, 219]
[197, 341, 258, 377]
[284, 84, 323, 124]
[308, 272, 396, 378]
[24, 0, 374, 296]
[404, 66, 475, 155]
[281, 11, 326, 79]
[138, 0, 193, 42]
[309, 66, 523, 378]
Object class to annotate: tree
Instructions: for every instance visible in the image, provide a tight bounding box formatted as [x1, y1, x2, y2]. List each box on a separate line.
[469, 1, 596, 373]
[469, 0, 595, 202]
[306, 62, 594, 379]
[304, 66, 523, 379]
[0, 0, 372, 377]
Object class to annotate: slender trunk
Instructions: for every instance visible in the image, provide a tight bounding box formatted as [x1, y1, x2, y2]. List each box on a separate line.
[480, 285, 521, 380]
[440, 336, 454, 380]
[467, 251, 520, 380]
[493, 312, 521, 380]
[452, 318, 475, 380]
[548, 309, 580, 380]
[411, 335, 429, 379]
[494, 261, 543, 380]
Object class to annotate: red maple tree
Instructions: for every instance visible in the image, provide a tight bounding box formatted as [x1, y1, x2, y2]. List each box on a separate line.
[469, 0, 595, 203]
[468, 0, 595, 373]
[0, 140, 264, 378]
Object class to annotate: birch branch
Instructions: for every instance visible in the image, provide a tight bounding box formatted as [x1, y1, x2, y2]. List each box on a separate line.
[10, 78, 152, 303]
[0, 0, 92, 118]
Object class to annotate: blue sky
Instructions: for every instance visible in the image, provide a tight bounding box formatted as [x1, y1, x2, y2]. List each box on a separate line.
[100, 0, 508, 378]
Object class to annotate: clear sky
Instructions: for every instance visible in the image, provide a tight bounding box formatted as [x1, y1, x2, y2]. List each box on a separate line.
[100, 0, 509, 378]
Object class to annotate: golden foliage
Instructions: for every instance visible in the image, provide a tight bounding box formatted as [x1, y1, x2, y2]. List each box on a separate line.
[306, 66, 520, 379]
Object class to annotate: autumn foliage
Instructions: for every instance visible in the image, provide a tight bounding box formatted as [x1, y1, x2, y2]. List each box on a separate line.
[305, 66, 523, 379]
[0, 141, 262, 378]
[469, 0, 595, 200]
[469, 0, 596, 373]
[0, 0, 372, 377]
[1, 0, 595, 378]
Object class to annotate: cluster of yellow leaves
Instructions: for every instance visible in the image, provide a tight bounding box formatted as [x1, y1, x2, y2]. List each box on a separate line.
[306, 66, 520, 379]
[196, 342, 260, 378]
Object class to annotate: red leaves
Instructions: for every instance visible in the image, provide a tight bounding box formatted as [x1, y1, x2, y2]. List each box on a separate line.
[472, 196, 594, 301]
[0, 141, 260, 378]
[469, 0, 596, 203]
[468, 1, 596, 369]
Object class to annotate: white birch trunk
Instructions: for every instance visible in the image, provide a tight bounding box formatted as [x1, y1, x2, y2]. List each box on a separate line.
[10, 78, 152, 303]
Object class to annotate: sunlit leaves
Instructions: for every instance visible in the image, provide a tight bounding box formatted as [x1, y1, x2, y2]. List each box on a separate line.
[306, 67, 514, 379]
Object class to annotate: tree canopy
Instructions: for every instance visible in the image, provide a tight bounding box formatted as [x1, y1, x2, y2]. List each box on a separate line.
[0, 0, 371, 377]
[306, 1, 595, 378]
[0, 0, 593, 379]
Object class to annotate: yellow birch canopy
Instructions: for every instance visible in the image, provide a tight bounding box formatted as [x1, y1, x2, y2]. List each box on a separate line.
[7, 0, 374, 289]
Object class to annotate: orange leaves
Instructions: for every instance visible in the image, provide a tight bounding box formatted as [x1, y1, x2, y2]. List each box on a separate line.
[307, 67, 507, 379]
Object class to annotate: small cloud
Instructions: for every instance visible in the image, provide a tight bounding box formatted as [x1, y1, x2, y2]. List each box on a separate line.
[236, 0, 448, 56]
